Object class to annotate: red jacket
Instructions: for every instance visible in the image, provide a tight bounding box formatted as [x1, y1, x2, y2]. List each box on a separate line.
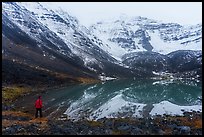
[35, 99, 42, 108]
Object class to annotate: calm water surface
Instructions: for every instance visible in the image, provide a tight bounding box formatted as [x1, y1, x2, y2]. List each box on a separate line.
[15, 79, 202, 120]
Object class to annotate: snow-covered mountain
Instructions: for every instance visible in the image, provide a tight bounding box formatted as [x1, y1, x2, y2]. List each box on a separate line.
[2, 2, 202, 86]
[2, 2, 153, 86]
[90, 15, 202, 60]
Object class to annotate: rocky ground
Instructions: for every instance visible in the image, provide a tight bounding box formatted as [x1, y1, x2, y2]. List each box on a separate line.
[2, 110, 202, 135]
[2, 85, 202, 135]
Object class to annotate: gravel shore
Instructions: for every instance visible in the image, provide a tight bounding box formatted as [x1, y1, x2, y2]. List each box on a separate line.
[2, 110, 202, 135]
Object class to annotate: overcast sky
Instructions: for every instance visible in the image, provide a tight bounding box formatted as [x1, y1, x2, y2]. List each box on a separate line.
[42, 2, 202, 27]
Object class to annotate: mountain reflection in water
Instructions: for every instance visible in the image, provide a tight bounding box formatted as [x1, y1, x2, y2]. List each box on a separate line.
[14, 79, 202, 120]
[63, 79, 202, 120]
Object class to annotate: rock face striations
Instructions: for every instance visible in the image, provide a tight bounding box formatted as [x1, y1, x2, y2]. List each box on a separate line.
[2, 2, 202, 86]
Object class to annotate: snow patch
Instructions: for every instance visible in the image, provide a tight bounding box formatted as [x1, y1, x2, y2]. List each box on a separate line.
[98, 75, 117, 81]
[89, 94, 146, 120]
[64, 91, 97, 120]
[150, 100, 202, 116]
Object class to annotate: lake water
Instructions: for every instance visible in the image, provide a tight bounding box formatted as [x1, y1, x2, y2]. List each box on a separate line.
[15, 79, 202, 120]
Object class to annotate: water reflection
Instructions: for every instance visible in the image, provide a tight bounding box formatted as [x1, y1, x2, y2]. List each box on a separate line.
[63, 79, 202, 120]
[14, 79, 202, 120]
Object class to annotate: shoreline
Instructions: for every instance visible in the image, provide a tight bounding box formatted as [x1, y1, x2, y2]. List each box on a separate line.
[2, 109, 202, 135]
[2, 81, 202, 135]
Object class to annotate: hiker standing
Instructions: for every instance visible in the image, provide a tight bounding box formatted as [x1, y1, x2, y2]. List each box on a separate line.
[35, 96, 43, 118]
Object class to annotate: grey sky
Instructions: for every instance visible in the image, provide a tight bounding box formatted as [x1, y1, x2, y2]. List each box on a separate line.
[42, 2, 202, 27]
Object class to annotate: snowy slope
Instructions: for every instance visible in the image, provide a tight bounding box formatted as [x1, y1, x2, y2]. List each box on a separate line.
[3, 2, 112, 69]
[148, 28, 202, 54]
[2, 2, 75, 57]
[150, 100, 202, 116]
[3, 2, 153, 80]
[17, 3, 98, 64]
[90, 15, 202, 60]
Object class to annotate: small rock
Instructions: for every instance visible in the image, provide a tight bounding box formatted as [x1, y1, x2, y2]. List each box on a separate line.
[105, 129, 113, 134]
[117, 125, 130, 131]
[131, 127, 143, 135]
[177, 126, 191, 134]
[104, 120, 113, 128]
[155, 129, 165, 135]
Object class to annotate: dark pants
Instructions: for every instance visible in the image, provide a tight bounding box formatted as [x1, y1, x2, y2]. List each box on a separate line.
[35, 108, 42, 118]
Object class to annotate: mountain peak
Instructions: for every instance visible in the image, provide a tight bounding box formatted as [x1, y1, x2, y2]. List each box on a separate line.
[90, 14, 202, 58]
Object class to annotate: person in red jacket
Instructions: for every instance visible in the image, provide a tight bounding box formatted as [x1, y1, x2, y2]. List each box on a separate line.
[35, 96, 43, 118]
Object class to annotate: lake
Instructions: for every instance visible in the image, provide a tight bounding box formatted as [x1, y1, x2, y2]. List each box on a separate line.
[14, 78, 202, 120]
